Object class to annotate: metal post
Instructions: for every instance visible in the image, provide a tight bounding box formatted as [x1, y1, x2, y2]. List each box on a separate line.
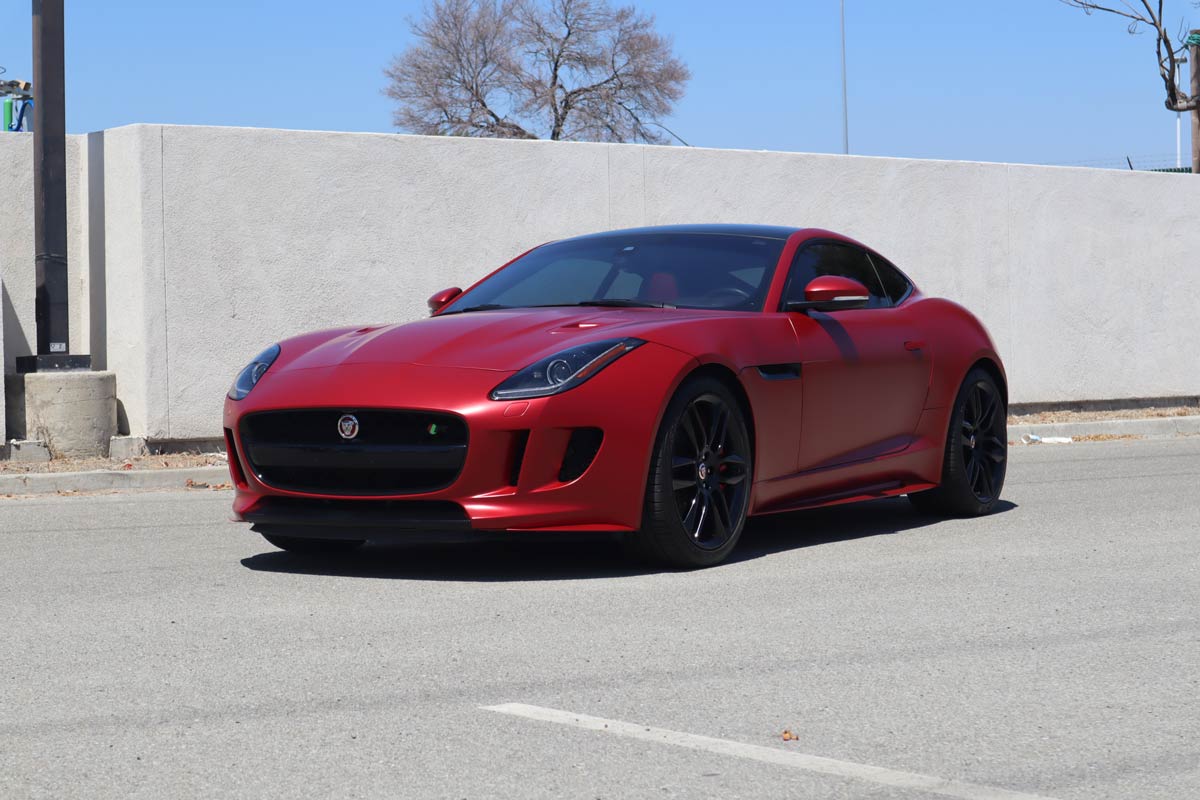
[1178, 58, 1186, 170]
[840, 0, 849, 155]
[1192, 34, 1200, 175]
[18, 0, 89, 373]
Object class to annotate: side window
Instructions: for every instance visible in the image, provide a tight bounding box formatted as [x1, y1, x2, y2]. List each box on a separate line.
[867, 253, 912, 305]
[784, 242, 889, 309]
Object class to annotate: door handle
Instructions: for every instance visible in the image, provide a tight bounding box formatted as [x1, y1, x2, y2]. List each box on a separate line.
[904, 340, 926, 352]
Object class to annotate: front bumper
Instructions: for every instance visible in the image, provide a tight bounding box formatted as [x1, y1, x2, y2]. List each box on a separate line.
[223, 342, 694, 536]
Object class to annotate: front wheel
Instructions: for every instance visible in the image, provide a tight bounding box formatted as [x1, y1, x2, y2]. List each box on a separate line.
[909, 366, 1007, 516]
[627, 377, 753, 569]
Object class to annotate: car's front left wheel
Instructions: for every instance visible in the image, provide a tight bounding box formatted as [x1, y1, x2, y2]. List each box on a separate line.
[628, 376, 753, 569]
[909, 366, 1007, 516]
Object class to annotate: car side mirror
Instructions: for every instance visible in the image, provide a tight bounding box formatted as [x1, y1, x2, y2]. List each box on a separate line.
[427, 286, 463, 314]
[785, 275, 870, 313]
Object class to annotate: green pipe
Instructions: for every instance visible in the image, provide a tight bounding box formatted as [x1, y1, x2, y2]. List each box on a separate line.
[2, 98, 12, 132]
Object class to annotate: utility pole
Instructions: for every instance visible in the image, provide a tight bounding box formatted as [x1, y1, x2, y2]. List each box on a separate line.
[1191, 31, 1200, 175]
[18, 0, 89, 373]
[1178, 67, 1184, 170]
[840, 0, 849, 155]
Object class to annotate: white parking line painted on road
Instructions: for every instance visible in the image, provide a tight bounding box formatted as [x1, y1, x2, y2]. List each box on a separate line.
[482, 703, 1060, 800]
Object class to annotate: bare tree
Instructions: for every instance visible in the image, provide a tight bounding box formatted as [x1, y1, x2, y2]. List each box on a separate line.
[1061, 1, 1200, 173]
[385, 0, 690, 144]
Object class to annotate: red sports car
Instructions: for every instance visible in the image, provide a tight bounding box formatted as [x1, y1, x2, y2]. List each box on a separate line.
[223, 225, 1007, 568]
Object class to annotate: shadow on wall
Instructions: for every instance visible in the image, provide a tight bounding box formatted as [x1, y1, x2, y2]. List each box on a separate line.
[2, 281, 31, 376]
[87, 130, 107, 371]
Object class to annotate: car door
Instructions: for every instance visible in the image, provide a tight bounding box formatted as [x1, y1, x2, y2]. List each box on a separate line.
[784, 241, 932, 472]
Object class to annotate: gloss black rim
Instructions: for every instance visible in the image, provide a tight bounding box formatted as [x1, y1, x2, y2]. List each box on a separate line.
[960, 381, 1006, 503]
[670, 395, 749, 550]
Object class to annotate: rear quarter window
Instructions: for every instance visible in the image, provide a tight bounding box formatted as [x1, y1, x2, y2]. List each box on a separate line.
[869, 253, 912, 305]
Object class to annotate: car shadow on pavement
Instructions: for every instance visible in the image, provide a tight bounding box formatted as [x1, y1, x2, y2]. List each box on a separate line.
[239, 496, 1018, 582]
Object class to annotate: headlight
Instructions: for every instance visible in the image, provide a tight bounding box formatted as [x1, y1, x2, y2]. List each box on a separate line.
[228, 344, 281, 400]
[490, 338, 644, 401]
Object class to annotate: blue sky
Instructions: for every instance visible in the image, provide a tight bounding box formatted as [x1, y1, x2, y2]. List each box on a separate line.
[0, 0, 1194, 167]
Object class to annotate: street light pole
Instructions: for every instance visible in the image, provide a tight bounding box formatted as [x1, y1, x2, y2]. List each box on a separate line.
[1178, 63, 1184, 170]
[19, 0, 89, 373]
[840, 0, 849, 155]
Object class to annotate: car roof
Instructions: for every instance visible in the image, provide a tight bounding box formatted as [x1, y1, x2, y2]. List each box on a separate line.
[559, 223, 802, 242]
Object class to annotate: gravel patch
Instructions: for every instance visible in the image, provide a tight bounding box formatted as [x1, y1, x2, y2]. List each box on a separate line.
[0, 452, 227, 475]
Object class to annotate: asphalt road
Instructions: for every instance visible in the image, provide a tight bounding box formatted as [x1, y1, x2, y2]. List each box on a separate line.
[2, 438, 1198, 799]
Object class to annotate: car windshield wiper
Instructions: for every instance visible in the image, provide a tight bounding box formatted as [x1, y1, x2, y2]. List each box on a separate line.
[441, 304, 511, 314]
[571, 299, 674, 309]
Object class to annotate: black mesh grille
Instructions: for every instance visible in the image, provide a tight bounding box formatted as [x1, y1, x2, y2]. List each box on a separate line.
[240, 409, 467, 496]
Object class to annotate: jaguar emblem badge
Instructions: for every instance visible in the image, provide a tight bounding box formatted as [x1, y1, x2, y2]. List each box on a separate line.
[337, 414, 360, 440]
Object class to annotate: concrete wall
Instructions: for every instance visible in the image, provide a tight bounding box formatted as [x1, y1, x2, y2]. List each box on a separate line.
[3, 123, 1199, 441]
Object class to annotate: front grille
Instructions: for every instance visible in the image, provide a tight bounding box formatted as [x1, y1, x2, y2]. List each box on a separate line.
[240, 409, 467, 495]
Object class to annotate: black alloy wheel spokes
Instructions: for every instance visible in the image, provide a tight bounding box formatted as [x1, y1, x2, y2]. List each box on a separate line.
[670, 396, 749, 550]
[960, 381, 1006, 503]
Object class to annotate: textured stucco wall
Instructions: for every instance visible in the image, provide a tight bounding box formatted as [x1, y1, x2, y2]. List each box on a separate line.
[142, 125, 1199, 439]
[100, 125, 169, 438]
[0, 296, 4, 444]
[4, 124, 1199, 441]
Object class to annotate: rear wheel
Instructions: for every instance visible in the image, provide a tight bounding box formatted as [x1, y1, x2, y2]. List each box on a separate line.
[628, 377, 753, 569]
[260, 532, 364, 557]
[909, 367, 1007, 516]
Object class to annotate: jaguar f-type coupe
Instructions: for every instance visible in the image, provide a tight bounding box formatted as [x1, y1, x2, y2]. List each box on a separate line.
[224, 224, 1007, 568]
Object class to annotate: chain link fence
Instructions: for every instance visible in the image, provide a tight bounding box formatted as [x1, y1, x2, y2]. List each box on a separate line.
[1039, 153, 1192, 173]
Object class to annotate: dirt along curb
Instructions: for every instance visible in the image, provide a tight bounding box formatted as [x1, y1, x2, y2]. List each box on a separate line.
[1009, 415, 1200, 444]
[0, 466, 231, 498]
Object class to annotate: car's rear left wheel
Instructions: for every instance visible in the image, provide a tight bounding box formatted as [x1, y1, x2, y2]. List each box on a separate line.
[259, 531, 364, 557]
[628, 376, 753, 569]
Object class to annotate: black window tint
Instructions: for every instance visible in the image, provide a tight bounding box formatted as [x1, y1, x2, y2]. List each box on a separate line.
[868, 253, 911, 304]
[490, 258, 611, 306]
[784, 242, 889, 309]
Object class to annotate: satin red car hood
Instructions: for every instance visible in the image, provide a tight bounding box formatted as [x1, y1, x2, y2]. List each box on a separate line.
[281, 307, 708, 373]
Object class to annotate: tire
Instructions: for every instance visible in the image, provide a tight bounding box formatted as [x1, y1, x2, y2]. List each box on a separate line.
[627, 376, 753, 569]
[260, 532, 365, 557]
[909, 366, 1007, 517]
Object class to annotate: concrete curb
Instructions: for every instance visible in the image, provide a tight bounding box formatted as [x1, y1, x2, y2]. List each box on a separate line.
[2, 416, 1198, 496]
[0, 466, 229, 496]
[1009, 415, 1200, 442]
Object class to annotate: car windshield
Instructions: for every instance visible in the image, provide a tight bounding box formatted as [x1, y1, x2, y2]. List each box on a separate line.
[441, 232, 787, 314]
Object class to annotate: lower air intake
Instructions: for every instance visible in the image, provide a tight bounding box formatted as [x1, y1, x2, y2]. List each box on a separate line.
[558, 427, 603, 483]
